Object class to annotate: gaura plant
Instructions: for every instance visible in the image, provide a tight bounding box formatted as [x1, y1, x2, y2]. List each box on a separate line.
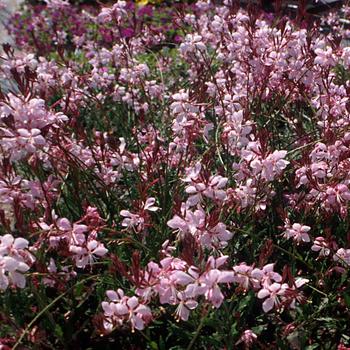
[0, 0, 350, 349]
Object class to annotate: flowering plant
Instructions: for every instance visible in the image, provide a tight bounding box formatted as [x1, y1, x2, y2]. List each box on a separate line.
[0, 0, 350, 349]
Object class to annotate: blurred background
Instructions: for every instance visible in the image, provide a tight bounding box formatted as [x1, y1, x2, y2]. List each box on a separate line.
[0, 0, 348, 47]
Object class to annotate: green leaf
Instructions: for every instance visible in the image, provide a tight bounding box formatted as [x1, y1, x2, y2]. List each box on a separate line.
[344, 293, 350, 308]
[159, 336, 166, 350]
[251, 325, 266, 335]
[149, 341, 159, 350]
[54, 324, 64, 340]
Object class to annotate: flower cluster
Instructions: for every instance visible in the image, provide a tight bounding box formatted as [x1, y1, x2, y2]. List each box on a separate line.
[0, 0, 350, 348]
[38, 208, 108, 269]
[0, 234, 34, 290]
[102, 289, 152, 332]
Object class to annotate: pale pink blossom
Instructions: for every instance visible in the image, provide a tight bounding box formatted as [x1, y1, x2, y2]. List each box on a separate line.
[311, 237, 330, 257]
[283, 223, 311, 243]
[333, 248, 350, 267]
[257, 282, 288, 312]
[0, 234, 34, 290]
[102, 290, 152, 332]
[236, 329, 258, 348]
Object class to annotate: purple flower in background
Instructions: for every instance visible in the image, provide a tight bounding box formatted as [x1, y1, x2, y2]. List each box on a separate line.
[138, 5, 153, 17]
[174, 35, 182, 43]
[121, 27, 135, 39]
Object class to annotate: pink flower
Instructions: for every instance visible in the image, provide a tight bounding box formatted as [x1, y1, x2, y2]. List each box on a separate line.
[167, 206, 232, 249]
[236, 329, 258, 348]
[261, 150, 289, 181]
[174, 292, 198, 321]
[333, 248, 350, 267]
[183, 165, 228, 206]
[314, 47, 336, 67]
[180, 34, 206, 56]
[120, 210, 145, 232]
[233, 263, 257, 291]
[143, 198, 159, 212]
[102, 290, 152, 332]
[283, 223, 311, 243]
[200, 269, 234, 308]
[251, 263, 282, 288]
[311, 237, 330, 257]
[71, 239, 108, 268]
[257, 282, 288, 312]
[97, 1, 127, 24]
[0, 234, 34, 290]
[120, 198, 159, 233]
[286, 278, 309, 309]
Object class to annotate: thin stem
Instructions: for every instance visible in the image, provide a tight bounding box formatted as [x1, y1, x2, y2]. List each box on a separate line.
[186, 307, 208, 350]
[234, 227, 315, 271]
[307, 284, 328, 297]
[13, 275, 97, 350]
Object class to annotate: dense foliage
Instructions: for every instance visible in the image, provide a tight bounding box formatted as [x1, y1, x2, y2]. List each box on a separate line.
[0, 0, 350, 349]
